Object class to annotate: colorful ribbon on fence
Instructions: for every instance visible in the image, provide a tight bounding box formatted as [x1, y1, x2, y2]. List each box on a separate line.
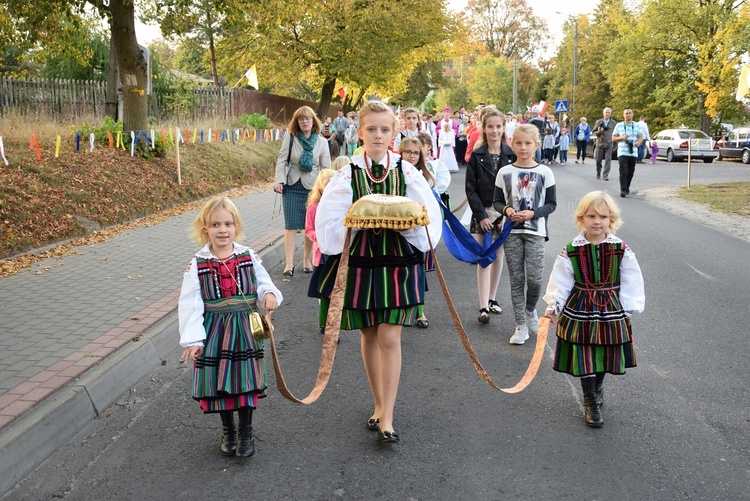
[115, 131, 126, 151]
[75, 133, 81, 153]
[29, 135, 41, 161]
[55, 135, 61, 158]
[89, 133, 95, 153]
[0, 137, 8, 166]
[107, 131, 114, 148]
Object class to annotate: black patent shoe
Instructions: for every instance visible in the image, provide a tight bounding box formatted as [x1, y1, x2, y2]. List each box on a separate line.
[283, 265, 295, 276]
[366, 418, 379, 430]
[415, 319, 429, 328]
[378, 429, 400, 443]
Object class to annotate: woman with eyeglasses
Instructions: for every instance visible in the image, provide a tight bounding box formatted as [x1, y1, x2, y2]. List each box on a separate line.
[274, 106, 332, 276]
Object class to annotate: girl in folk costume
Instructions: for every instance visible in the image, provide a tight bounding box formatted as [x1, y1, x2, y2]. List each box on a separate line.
[178, 196, 283, 458]
[315, 101, 442, 443]
[544, 191, 644, 427]
[466, 108, 516, 323]
[305, 169, 337, 313]
[398, 136, 438, 329]
[393, 107, 422, 151]
[439, 121, 459, 172]
[493, 124, 557, 345]
[417, 131, 452, 211]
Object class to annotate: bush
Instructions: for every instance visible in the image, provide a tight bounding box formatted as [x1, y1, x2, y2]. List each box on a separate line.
[77, 116, 123, 146]
[242, 113, 273, 130]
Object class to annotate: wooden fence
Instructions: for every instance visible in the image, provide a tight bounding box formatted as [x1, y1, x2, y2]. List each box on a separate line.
[0, 77, 107, 120]
[1, 76, 340, 123]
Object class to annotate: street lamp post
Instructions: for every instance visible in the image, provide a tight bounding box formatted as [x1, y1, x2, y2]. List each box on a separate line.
[556, 12, 578, 121]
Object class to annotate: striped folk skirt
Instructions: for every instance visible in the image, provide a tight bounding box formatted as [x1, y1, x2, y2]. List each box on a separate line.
[552, 285, 637, 377]
[282, 179, 309, 230]
[316, 228, 425, 330]
[192, 300, 266, 413]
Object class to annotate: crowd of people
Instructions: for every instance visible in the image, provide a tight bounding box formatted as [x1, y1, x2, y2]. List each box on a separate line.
[177, 100, 646, 458]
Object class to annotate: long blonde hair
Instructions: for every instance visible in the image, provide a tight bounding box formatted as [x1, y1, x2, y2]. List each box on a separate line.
[189, 196, 244, 246]
[307, 169, 337, 206]
[357, 101, 398, 131]
[574, 191, 623, 234]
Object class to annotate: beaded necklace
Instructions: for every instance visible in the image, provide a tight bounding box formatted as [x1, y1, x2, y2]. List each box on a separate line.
[577, 242, 616, 308]
[362, 151, 398, 195]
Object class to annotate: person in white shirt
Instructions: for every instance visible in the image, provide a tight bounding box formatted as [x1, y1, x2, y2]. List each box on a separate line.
[636, 115, 650, 163]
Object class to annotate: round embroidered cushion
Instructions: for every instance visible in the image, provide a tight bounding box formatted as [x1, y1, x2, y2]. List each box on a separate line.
[344, 194, 430, 230]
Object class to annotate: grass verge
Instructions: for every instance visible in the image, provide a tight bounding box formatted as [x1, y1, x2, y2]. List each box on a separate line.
[678, 182, 750, 216]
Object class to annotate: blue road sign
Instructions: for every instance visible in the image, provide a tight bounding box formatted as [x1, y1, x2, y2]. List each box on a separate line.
[554, 100, 568, 113]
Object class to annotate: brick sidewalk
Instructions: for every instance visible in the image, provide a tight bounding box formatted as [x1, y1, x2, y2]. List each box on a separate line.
[0, 186, 286, 429]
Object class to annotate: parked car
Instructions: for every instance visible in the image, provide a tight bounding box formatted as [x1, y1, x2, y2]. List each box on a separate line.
[652, 129, 717, 163]
[717, 126, 750, 164]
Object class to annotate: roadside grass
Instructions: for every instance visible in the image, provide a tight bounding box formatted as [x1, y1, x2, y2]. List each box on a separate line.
[678, 182, 750, 216]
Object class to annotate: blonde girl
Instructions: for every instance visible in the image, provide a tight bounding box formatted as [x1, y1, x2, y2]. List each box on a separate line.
[315, 101, 442, 443]
[178, 196, 283, 458]
[305, 169, 337, 307]
[494, 124, 557, 344]
[331, 156, 350, 171]
[543, 191, 644, 427]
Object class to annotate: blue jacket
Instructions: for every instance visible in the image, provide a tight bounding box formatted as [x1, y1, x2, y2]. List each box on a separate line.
[574, 123, 591, 142]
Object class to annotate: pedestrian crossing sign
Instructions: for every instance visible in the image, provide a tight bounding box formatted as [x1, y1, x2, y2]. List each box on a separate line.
[554, 100, 568, 113]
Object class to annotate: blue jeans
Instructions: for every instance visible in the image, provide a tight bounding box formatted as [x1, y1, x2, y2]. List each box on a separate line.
[637, 142, 646, 162]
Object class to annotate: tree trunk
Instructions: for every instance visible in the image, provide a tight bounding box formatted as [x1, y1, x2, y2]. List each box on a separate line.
[108, 0, 147, 132]
[316, 76, 337, 118]
[105, 36, 119, 120]
[207, 11, 219, 86]
[698, 93, 711, 134]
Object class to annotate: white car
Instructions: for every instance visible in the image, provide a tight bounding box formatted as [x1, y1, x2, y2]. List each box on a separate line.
[652, 129, 718, 163]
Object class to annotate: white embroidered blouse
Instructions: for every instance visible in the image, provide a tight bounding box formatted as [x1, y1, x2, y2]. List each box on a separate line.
[543, 233, 645, 316]
[315, 152, 442, 255]
[178, 243, 284, 347]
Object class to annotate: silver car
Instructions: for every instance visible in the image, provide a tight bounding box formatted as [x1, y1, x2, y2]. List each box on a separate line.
[652, 129, 718, 163]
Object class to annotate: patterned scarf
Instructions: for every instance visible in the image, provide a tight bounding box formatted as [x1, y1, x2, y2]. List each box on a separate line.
[296, 132, 318, 172]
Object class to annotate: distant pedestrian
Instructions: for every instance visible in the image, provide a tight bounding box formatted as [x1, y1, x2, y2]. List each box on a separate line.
[439, 121, 459, 172]
[494, 124, 557, 345]
[178, 195, 283, 458]
[542, 127, 555, 164]
[544, 191, 644, 427]
[612, 108, 644, 197]
[558, 125, 571, 165]
[574, 117, 591, 164]
[650, 140, 659, 164]
[636, 115, 650, 163]
[593, 108, 616, 180]
[274, 106, 331, 276]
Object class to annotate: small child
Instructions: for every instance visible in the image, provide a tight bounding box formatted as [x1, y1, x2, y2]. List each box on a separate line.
[305, 169, 337, 321]
[331, 156, 349, 171]
[178, 196, 283, 458]
[542, 128, 555, 164]
[558, 126, 570, 165]
[650, 140, 658, 164]
[494, 124, 557, 345]
[439, 121, 459, 172]
[543, 191, 644, 428]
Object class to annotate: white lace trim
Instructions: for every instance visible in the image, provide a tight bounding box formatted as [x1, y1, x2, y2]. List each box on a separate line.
[571, 232, 622, 247]
[194, 242, 252, 259]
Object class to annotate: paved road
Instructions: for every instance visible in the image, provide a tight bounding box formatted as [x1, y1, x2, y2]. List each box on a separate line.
[5, 160, 750, 500]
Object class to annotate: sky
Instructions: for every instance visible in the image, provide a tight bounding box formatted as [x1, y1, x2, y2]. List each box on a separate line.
[135, 0, 601, 60]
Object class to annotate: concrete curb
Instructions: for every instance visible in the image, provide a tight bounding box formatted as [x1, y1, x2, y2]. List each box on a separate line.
[0, 236, 286, 495]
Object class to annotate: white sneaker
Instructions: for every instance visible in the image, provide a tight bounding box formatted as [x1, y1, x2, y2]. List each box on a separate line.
[488, 299, 502, 314]
[525, 310, 539, 335]
[509, 324, 529, 345]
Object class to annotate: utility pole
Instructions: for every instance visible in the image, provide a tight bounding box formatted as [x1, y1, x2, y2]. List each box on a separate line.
[572, 19, 578, 119]
[513, 59, 518, 115]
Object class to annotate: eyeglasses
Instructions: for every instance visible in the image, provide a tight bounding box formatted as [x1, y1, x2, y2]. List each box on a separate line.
[402, 150, 421, 157]
[298, 117, 313, 122]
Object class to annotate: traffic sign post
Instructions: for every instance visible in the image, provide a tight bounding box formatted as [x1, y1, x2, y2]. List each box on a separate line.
[554, 100, 568, 114]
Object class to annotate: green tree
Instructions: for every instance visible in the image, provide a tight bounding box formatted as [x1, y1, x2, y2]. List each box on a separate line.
[218, 0, 451, 116]
[464, 0, 548, 61]
[3, 0, 148, 131]
[39, 26, 109, 81]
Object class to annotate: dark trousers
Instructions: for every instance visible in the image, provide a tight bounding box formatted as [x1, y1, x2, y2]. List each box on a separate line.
[576, 140, 588, 160]
[455, 138, 467, 165]
[618, 155, 637, 192]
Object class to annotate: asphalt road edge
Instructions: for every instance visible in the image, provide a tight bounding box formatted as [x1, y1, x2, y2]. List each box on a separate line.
[0, 237, 286, 495]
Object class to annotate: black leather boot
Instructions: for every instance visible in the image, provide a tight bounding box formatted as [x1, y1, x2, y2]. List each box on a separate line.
[580, 377, 603, 427]
[595, 373, 605, 407]
[236, 407, 255, 458]
[219, 411, 237, 456]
